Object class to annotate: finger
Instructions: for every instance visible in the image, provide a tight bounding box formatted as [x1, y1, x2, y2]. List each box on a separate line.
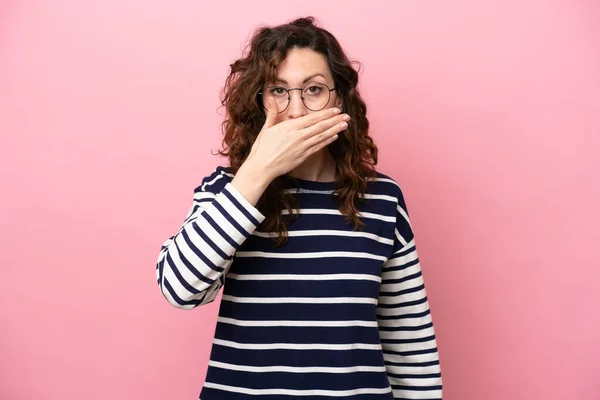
[293, 107, 342, 129]
[302, 132, 340, 160]
[263, 98, 279, 129]
[298, 114, 348, 140]
[301, 119, 346, 151]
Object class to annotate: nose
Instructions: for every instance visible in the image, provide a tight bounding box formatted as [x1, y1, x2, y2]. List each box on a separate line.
[286, 89, 308, 119]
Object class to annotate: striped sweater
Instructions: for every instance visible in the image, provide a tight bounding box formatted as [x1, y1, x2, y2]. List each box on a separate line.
[156, 165, 443, 400]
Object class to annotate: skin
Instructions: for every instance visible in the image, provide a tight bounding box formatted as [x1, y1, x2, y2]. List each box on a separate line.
[267, 47, 344, 183]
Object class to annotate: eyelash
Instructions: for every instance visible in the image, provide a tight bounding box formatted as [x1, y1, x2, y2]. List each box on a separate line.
[270, 85, 322, 94]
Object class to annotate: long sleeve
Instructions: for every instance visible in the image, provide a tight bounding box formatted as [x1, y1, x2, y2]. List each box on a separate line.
[377, 186, 443, 399]
[156, 166, 266, 310]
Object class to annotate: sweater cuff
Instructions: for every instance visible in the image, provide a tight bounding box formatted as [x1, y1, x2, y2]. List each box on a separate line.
[221, 181, 266, 228]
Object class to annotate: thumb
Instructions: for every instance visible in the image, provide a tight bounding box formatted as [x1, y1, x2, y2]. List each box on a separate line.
[263, 98, 279, 128]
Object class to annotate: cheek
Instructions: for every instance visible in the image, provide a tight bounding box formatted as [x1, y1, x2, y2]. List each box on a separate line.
[330, 93, 340, 108]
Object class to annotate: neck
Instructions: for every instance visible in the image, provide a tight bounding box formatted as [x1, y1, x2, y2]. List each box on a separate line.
[287, 148, 337, 182]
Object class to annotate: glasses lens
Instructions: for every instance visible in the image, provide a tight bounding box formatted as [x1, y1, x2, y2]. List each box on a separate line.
[262, 86, 289, 112]
[302, 83, 330, 111]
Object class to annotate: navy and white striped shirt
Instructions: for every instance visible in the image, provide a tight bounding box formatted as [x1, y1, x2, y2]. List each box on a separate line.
[156, 165, 442, 400]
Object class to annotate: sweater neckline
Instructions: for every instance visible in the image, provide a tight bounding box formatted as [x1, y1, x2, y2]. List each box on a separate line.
[281, 174, 336, 190]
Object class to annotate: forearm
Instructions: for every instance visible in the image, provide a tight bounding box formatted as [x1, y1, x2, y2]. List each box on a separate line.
[378, 241, 443, 399]
[157, 178, 266, 310]
[230, 160, 274, 207]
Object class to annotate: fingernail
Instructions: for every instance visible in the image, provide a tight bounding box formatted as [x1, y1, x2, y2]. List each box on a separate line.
[342, 114, 350, 121]
[332, 108, 341, 114]
[339, 122, 348, 129]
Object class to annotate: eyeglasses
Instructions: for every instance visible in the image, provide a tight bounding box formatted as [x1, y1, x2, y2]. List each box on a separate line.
[257, 82, 336, 113]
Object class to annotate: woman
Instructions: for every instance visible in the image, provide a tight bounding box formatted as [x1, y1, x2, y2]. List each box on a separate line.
[156, 16, 443, 400]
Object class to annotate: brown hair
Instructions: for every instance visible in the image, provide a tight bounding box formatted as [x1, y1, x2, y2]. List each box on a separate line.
[214, 16, 379, 246]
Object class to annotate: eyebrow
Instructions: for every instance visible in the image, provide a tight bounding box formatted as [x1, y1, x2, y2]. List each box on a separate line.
[273, 73, 327, 85]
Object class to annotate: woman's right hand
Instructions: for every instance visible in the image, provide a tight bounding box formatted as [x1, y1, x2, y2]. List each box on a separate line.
[245, 98, 351, 181]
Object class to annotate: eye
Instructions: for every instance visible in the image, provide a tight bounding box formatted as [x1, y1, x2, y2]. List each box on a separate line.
[305, 85, 322, 95]
[269, 87, 287, 96]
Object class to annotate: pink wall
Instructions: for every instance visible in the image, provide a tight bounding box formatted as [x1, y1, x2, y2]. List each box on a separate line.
[1, 1, 598, 399]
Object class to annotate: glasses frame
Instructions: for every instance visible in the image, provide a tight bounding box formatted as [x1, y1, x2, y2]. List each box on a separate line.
[257, 82, 337, 113]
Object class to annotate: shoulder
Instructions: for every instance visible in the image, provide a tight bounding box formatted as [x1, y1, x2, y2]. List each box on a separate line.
[370, 170, 403, 198]
[194, 165, 234, 194]
[373, 171, 415, 248]
[370, 170, 411, 214]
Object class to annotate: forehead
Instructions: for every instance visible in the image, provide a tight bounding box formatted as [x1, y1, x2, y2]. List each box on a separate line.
[275, 48, 332, 81]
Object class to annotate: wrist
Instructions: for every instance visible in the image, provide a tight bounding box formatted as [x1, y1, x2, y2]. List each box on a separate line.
[238, 160, 273, 188]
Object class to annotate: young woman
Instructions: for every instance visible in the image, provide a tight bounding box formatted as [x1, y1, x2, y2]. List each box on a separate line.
[156, 16, 443, 400]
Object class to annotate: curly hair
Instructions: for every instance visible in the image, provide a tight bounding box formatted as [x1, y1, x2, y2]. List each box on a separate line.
[214, 16, 379, 247]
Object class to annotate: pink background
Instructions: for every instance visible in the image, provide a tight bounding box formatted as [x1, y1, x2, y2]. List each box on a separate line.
[1, 1, 599, 399]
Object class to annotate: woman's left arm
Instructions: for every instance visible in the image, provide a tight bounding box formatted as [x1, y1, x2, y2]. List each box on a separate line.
[377, 186, 443, 399]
